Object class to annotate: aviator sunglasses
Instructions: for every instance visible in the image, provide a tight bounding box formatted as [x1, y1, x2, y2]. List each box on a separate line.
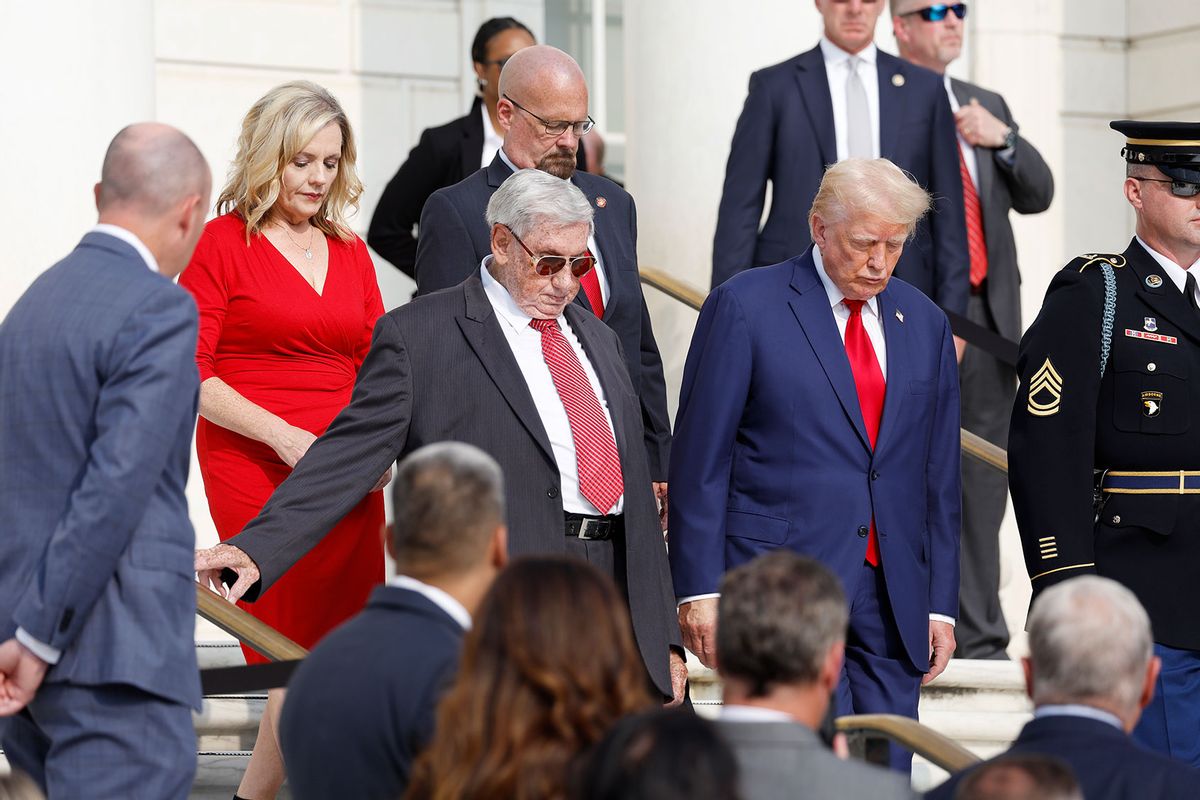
[506, 226, 596, 277]
[904, 3, 968, 22]
[1134, 177, 1200, 198]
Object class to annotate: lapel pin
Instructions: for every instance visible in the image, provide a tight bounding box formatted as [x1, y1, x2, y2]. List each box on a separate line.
[892, 73, 905, 87]
[895, 309, 904, 323]
[1145, 317, 1158, 332]
[1146, 274, 1163, 288]
[596, 196, 607, 208]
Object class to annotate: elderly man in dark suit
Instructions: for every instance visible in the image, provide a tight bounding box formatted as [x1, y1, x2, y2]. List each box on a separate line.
[280, 442, 508, 800]
[196, 168, 687, 704]
[926, 577, 1200, 800]
[413, 45, 672, 503]
[711, 0, 969, 331]
[892, 0, 1055, 660]
[0, 123, 210, 799]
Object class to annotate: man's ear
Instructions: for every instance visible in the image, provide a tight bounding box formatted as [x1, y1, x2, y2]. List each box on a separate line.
[820, 640, 845, 694]
[1124, 177, 1145, 211]
[892, 16, 912, 49]
[490, 524, 509, 569]
[94, 182, 103, 214]
[811, 215, 827, 248]
[496, 96, 515, 134]
[1021, 656, 1035, 700]
[177, 193, 203, 239]
[384, 523, 397, 563]
[1139, 655, 1162, 712]
[490, 223, 511, 264]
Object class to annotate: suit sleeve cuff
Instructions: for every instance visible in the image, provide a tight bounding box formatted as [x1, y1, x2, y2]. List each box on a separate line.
[929, 613, 956, 627]
[16, 627, 61, 665]
[678, 592, 720, 607]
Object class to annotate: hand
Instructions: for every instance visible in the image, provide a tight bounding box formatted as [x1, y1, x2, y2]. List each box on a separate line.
[923, 620, 956, 685]
[665, 648, 688, 707]
[0, 639, 49, 716]
[652, 482, 669, 532]
[953, 334, 967, 363]
[195, 543, 261, 603]
[832, 732, 851, 761]
[271, 424, 317, 468]
[370, 466, 393, 493]
[955, 99, 1010, 149]
[678, 597, 719, 669]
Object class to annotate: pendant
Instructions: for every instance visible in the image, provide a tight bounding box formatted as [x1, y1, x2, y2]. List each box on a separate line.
[304, 249, 313, 260]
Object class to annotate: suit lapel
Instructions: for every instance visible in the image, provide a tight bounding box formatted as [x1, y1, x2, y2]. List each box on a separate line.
[565, 304, 631, 461]
[460, 97, 486, 179]
[1126, 239, 1200, 346]
[793, 47, 837, 167]
[485, 152, 514, 189]
[787, 252, 872, 452]
[457, 275, 556, 463]
[876, 53, 907, 161]
[873, 288, 907, 456]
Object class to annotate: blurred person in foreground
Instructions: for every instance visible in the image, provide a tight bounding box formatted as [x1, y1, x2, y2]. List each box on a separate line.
[952, 755, 1081, 800]
[405, 557, 655, 799]
[0, 123, 209, 798]
[570, 708, 740, 800]
[279, 442, 508, 800]
[716, 551, 916, 799]
[180, 80, 387, 800]
[195, 168, 686, 704]
[926, 577, 1200, 800]
[671, 158, 961, 772]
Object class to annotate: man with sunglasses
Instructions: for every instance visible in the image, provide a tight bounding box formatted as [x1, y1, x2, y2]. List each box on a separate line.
[412, 46, 673, 525]
[892, 0, 1055, 662]
[1008, 120, 1200, 768]
[195, 168, 688, 707]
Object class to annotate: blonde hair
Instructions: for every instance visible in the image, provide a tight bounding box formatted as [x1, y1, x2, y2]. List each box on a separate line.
[808, 158, 932, 239]
[217, 80, 362, 241]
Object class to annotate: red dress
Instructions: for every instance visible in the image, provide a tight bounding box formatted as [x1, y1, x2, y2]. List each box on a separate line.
[181, 213, 385, 664]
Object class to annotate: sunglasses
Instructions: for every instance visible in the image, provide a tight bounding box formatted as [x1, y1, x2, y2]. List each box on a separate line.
[1135, 177, 1200, 198]
[506, 226, 596, 277]
[904, 3, 968, 22]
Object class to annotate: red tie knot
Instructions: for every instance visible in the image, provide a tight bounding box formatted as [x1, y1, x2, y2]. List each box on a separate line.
[529, 318, 557, 333]
[843, 299, 865, 316]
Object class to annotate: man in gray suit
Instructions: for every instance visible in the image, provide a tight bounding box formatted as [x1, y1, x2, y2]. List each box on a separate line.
[892, 0, 1055, 659]
[0, 123, 210, 798]
[196, 168, 687, 703]
[715, 551, 916, 800]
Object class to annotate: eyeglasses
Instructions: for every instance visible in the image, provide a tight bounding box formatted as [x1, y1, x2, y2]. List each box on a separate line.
[482, 55, 513, 70]
[502, 94, 595, 138]
[1134, 177, 1200, 198]
[506, 226, 596, 277]
[903, 3, 968, 22]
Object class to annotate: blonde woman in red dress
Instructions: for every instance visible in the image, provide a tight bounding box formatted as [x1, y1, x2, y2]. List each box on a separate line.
[180, 80, 388, 800]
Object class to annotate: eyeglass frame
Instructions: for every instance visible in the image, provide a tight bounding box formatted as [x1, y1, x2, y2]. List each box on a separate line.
[1133, 176, 1200, 198]
[901, 2, 968, 22]
[501, 93, 595, 138]
[504, 225, 596, 277]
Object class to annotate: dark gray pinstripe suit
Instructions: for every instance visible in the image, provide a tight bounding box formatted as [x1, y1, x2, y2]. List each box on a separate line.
[226, 274, 680, 697]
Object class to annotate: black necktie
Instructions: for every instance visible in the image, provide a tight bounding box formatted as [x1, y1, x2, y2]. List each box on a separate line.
[1186, 271, 1200, 314]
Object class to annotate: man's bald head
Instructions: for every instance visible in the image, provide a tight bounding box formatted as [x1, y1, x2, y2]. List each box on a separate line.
[98, 123, 209, 215]
[497, 45, 587, 104]
[495, 46, 589, 179]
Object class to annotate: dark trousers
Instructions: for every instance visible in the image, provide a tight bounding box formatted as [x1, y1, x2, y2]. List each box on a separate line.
[1133, 642, 1200, 768]
[0, 682, 195, 799]
[956, 293, 1015, 659]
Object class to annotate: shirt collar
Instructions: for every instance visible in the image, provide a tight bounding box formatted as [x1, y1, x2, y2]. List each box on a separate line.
[1034, 704, 1123, 731]
[819, 35, 877, 67]
[497, 146, 520, 174]
[720, 705, 799, 724]
[387, 574, 472, 630]
[812, 245, 880, 318]
[1135, 235, 1200, 294]
[90, 224, 160, 274]
[481, 255, 565, 333]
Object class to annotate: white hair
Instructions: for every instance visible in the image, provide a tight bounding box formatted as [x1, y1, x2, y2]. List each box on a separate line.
[485, 168, 594, 239]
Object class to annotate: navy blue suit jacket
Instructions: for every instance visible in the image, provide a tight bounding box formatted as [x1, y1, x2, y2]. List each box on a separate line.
[711, 46, 969, 316]
[669, 250, 961, 669]
[412, 154, 672, 479]
[0, 232, 201, 709]
[280, 585, 465, 800]
[925, 715, 1200, 800]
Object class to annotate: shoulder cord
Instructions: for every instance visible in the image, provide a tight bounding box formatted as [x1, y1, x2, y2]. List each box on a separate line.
[1100, 262, 1116, 377]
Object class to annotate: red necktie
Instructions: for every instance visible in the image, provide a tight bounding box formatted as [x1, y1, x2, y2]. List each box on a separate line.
[579, 252, 604, 318]
[959, 145, 989, 288]
[529, 318, 623, 514]
[843, 299, 885, 566]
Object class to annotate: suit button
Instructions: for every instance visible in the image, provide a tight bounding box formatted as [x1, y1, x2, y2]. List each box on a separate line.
[547, 487, 560, 499]
[857, 525, 869, 538]
[1148, 363, 1157, 372]
[871, 471, 879, 481]
[1112, 515, 1121, 524]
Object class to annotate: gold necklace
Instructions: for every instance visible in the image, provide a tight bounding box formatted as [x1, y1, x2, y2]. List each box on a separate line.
[280, 223, 315, 261]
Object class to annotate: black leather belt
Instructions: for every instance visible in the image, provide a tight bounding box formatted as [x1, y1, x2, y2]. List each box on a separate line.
[565, 513, 623, 541]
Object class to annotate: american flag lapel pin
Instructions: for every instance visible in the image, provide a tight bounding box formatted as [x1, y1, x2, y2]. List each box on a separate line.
[895, 309, 904, 323]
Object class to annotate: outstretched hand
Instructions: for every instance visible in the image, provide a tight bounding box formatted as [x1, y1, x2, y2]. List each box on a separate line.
[195, 543, 261, 603]
[0, 639, 49, 716]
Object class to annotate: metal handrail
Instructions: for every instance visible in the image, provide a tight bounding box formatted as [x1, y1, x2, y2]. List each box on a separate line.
[837, 713, 980, 773]
[195, 585, 308, 662]
[639, 266, 1010, 474]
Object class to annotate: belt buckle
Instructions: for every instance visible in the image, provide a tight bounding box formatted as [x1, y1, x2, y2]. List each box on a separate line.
[578, 517, 599, 540]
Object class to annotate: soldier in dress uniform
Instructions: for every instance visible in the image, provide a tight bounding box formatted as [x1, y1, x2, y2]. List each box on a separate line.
[1009, 120, 1200, 768]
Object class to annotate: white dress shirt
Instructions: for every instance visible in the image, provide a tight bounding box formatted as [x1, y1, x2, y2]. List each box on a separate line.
[497, 147, 609, 305]
[482, 259, 624, 515]
[388, 574, 471, 630]
[942, 75, 979, 189]
[1136, 236, 1200, 305]
[820, 36, 881, 162]
[480, 102, 504, 170]
[720, 705, 798, 723]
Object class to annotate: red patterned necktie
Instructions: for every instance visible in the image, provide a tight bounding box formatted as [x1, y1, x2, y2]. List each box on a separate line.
[959, 145, 989, 288]
[579, 251, 604, 318]
[529, 318, 623, 514]
[843, 299, 885, 566]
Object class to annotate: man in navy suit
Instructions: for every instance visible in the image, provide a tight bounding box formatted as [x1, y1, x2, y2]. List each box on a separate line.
[671, 159, 961, 771]
[711, 0, 969, 332]
[0, 123, 210, 798]
[926, 576, 1200, 799]
[280, 442, 508, 800]
[413, 45, 673, 501]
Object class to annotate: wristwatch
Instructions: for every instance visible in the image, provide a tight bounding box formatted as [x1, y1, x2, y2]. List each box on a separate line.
[1000, 127, 1017, 150]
